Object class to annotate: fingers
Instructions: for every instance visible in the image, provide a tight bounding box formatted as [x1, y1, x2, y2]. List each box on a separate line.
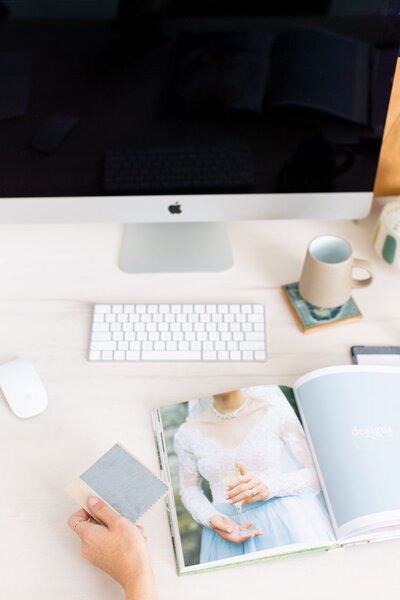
[211, 522, 234, 534]
[136, 524, 147, 541]
[230, 528, 263, 544]
[237, 462, 247, 477]
[87, 496, 120, 528]
[226, 474, 252, 491]
[227, 479, 258, 503]
[68, 509, 92, 539]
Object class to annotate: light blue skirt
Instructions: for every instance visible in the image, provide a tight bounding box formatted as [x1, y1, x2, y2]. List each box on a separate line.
[200, 494, 334, 563]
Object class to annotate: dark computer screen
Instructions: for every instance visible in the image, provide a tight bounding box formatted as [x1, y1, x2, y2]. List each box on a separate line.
[0, 0, 398, 197]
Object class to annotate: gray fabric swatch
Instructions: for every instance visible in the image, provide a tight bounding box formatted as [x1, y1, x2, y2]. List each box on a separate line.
[81, 444, 167, 522]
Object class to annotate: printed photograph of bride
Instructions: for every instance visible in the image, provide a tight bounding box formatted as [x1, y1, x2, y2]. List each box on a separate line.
[158, 385, 335, 567]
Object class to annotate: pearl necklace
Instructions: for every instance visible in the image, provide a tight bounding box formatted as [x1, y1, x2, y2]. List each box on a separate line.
[211, 396, 250, 420]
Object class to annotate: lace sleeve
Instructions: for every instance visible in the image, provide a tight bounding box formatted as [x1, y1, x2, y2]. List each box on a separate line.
[260, 413, 321, 498]
[174, 429, 220, 527]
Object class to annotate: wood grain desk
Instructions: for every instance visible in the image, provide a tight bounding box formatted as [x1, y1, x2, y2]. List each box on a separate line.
[0, 207, 399, 599]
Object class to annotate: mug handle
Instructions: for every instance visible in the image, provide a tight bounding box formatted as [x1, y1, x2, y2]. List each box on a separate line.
[352, 258, 373, 288]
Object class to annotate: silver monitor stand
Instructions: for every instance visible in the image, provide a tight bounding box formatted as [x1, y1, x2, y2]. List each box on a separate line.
[119, 223, 234, 273]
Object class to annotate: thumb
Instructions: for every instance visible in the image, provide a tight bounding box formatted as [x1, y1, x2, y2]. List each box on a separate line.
[87, 496, 119, 528]
[237, 462, 247, 476]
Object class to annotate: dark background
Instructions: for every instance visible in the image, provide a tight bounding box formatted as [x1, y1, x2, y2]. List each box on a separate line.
[0, 0, 398, 198]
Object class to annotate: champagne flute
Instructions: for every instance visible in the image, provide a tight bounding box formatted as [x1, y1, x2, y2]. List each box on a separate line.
[222, 464, 246, 536]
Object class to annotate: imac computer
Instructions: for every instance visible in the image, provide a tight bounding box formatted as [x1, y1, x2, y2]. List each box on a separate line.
[0, 0, 398, 272]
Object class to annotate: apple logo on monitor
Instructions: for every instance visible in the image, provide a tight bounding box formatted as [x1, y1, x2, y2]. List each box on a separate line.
[168, 202, 182, 214]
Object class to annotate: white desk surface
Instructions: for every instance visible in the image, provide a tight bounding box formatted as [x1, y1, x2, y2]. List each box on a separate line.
[0, 208, 399, 600]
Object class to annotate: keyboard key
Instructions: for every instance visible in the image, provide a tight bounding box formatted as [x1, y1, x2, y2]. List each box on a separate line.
[92, 323, 110, 332]
[245, 332, 265, 341]
[92, 332, 112, 341]
[91, 341, 117, 351]
[240, 342, 265, 351]
[203, 351, 217, 360]
[95, 304, 110, 313]
[93, 313, 105, 323]
[141, 351, 202, 361]
[248, 314, 264, 322]
[233, 332, 244, 341]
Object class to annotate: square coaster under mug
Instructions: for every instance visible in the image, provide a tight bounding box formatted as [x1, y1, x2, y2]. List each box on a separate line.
[282, 282, 362, 332]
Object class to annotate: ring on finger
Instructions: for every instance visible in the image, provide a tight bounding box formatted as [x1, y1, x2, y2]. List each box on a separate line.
[250, 487, 258, 497]
[73, 518, 88, 532]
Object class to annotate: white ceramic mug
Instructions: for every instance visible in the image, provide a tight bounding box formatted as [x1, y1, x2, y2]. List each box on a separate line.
[299, 235, 373, 308]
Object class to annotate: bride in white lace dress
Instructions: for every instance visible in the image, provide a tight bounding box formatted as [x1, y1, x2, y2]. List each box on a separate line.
[174, 386, 334, 563]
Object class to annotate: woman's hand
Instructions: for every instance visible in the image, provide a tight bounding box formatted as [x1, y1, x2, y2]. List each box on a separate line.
[209, 514, 263, 544]
[68, 497, 157, 600]
[226, 463, 270, 506]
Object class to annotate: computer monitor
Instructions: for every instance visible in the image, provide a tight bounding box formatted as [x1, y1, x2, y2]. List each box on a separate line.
[0, 0, 398, 271]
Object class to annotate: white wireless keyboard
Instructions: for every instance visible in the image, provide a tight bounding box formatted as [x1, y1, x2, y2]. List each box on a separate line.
[89, 303, 266, 362]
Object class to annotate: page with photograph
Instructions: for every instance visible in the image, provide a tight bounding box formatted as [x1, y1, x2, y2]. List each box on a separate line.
[153, 385, 336, 573]
[294, 366, 400, 543]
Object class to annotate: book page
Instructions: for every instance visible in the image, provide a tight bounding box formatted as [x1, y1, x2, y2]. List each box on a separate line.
[268, 27, 371, 124]
[153, 384, 336, 574]
[294, 366, 400, 540]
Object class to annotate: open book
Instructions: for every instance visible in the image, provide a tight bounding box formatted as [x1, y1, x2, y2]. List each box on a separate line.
[152, 366, 400, 574]
[166, 27, 371, 124]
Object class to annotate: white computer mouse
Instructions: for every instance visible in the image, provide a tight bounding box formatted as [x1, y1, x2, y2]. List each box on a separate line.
[0, 358, 48, 418]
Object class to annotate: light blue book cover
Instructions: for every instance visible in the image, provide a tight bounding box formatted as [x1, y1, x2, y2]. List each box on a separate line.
[295, 366, 400, 539]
